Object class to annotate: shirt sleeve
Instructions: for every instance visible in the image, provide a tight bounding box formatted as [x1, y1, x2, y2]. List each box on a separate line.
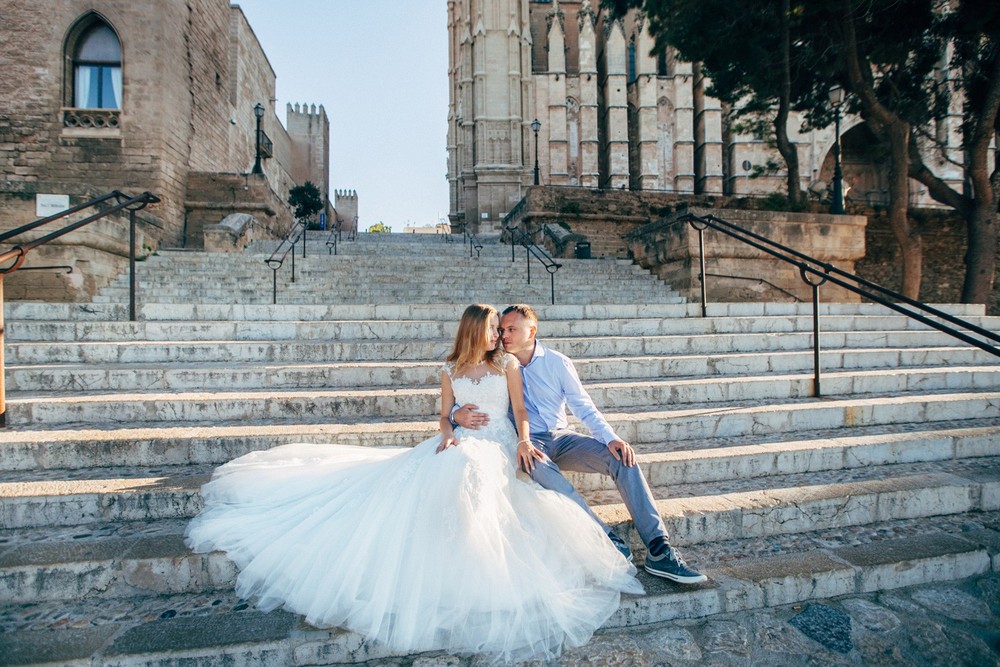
[557, 355, 619, 444]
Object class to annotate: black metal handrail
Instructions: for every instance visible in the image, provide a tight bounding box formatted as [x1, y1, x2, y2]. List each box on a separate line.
[0, 190, 160, 322]
[464, 227, 483, 258]
[265, 221, 305, 304]
[0, 189, 160, 426]
[505, 225, 562, 305]
[325, 219, 343, 255]
[675, 211, 1000, 396]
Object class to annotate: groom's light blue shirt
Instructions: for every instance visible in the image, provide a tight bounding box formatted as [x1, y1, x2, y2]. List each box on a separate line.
[516, 340, 620, 444]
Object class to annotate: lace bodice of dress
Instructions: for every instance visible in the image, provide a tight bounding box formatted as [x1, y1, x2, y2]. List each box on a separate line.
[445, 357, 518, 446]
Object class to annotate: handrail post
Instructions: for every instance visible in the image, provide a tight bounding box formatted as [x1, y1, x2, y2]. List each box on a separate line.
[550, 270, 555, 305]
[291, 241, 296, 283]
[697, 226, 708, 318]
[0, 274, 6, 426]
[272, 267, 278, 304]
[128, 208, 137, 322]
[302, 224, 307, 258]
[812, 283, 822, 397]
[526, 245, 531, 285]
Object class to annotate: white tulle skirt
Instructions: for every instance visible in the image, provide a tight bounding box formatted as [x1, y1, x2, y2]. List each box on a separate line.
[186, 435, 643, 662]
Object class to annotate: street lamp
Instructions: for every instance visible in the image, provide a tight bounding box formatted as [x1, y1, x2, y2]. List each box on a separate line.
[828, 85, 846, 214]
[531, 118, 541, 186]
[252, 102, 265, 175]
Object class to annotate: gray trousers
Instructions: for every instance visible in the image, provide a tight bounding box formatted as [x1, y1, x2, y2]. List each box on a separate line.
[528, 429, 668, 547]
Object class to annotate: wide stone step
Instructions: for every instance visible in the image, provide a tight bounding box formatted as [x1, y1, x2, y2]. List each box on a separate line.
[2, 395, 997, 472]
[5, 300, 986, 322]
[4, 330, 985, 365]
[7, 347, 995, 393]
[3, 443, 998, 531]
[0, 522, 995, 665]
[91, 292, 688, 306]
[8, 367, 999, 426]
[9, 313, 997, 342]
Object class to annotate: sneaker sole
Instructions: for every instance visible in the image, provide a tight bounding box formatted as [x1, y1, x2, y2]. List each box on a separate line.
[643, 564, 708, 584]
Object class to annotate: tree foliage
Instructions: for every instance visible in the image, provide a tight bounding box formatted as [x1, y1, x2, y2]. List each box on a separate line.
[608, 0, 1000, 303]
[288, 181, 324, 223]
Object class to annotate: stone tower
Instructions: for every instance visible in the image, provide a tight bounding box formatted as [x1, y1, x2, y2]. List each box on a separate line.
[286, 102, 331, 206]
[447, 0, 534, 231]
[334, 190, 359, 232]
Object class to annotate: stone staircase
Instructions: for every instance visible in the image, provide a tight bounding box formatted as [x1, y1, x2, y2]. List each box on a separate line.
[1, 232, 999, 666]
[91, 232, 685, 306]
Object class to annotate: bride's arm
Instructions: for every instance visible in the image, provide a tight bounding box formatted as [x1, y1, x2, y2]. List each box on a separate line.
[506, 360, 544, 472]
[436, 371, 460, 453]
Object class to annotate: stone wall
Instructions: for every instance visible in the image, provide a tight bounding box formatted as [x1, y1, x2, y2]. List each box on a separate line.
[628, 207, 867, 303]
[0, 1, 328, 301]
[855, 207, 1000, 315]
[503, 185, 722, 257]
[506, 186, 998, 312]
[184, 172, 292, 249]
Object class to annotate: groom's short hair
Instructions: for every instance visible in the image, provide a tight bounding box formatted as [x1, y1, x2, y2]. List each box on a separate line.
[502, 304, 538, 325]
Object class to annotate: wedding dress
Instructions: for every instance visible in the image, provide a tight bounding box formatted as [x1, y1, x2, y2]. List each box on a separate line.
[186, 355, 642, 662]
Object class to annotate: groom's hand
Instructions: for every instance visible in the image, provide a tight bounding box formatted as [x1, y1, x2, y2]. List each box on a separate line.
[608, 439, 636, 467]
[454, 404, 490, 430]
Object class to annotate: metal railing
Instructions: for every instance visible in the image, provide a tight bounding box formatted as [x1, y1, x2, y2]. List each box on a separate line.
[505, 225, 562, 305]
[325, 219, 343, 255]
[265, 221, 306, 304]
[464, 227, 483, 258]
[0, 189, 160, 425]
[674, 211, 1000, 396]
[326, 218, 357, 255]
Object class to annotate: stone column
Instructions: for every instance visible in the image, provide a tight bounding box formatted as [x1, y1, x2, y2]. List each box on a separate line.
[602, 19, 629, 189]
[694, 63, 724, 194]
[633, 16, 659, 190]
[545, 5, 568, 184]
[672, 59, 696, 193]
[577, 1, 600, 188]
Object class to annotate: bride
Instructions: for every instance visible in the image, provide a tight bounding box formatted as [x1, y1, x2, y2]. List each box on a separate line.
[186, 304, 643, 662]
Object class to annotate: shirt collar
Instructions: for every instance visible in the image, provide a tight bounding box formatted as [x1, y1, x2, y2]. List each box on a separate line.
[524, 339, 544, 366]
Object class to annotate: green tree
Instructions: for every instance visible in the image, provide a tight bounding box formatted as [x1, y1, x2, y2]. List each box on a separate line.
[367, 222, 392, 233]
[610, 0, 944, 299]
[288, 181, 324, 229]
[607, 0, 814, 208]
[905, 0, 1000, 304]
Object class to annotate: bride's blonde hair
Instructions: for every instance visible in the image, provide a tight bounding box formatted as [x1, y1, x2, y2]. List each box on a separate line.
[446, 304, 503, 373]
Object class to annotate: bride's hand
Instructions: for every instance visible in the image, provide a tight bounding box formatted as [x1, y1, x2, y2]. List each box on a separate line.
[517, 439, 545, 472]
[436, 434, 459, 453]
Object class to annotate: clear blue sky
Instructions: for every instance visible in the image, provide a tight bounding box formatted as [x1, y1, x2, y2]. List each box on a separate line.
[234, 1, 449, 230]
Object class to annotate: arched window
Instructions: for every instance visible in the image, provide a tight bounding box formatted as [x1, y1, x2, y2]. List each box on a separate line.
[72, 21, 122, 109]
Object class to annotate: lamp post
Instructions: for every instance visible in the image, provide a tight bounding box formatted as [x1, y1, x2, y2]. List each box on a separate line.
[252, 103, 265, 175]
[531, 118, 541, 186]
[828, 85, 845, 214]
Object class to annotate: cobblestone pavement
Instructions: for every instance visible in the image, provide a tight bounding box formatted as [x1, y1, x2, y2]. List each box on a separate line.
[2, 566, 999, 666]
[384, 573, 1000, 667]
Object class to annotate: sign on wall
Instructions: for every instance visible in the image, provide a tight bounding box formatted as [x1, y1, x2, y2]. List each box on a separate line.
[36, 194, 70, 218]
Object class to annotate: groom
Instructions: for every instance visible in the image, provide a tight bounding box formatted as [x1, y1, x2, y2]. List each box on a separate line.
[454, 304, 706, 584]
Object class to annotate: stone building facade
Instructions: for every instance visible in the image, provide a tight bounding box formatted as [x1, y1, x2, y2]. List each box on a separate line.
[0, 0, 337, 299]
[447, 0, 966, 232]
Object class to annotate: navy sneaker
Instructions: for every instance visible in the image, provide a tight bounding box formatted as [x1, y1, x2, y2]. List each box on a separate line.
[644, 546, 707, 584]
[608, 532, 633, 562]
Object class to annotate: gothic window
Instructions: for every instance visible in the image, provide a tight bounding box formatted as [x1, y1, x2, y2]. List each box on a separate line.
[627, 40, 637, 83]
[70, 20, 122, 109]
